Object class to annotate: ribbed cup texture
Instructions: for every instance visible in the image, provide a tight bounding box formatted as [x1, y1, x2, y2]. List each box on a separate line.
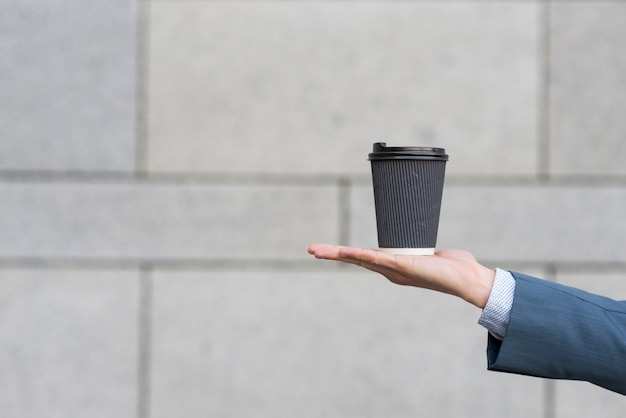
[370, 159, 446, 249]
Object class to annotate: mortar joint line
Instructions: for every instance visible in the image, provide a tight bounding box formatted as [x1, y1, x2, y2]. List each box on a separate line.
[137, 263, 153, 418]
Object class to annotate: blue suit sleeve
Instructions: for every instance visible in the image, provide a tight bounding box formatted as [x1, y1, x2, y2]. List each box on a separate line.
[486, 272, 626, 395]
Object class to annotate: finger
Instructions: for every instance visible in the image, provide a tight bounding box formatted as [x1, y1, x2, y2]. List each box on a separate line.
[309, 244, 407, 276]
[308, 244, 381, 270]
[307, 243, 348, 260]
[308, 243, 330, 254]
[310, 244, 416, 286]
[341, 254, 410, 286]
[337, 246, 396, 267]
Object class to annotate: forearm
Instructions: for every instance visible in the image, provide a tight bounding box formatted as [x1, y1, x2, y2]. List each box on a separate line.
[486, 272, 626, 395]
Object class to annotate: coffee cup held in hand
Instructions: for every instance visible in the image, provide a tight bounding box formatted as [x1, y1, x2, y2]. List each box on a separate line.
[368, 142, 448, 255]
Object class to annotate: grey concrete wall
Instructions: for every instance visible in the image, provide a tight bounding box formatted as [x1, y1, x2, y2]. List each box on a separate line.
[1, 1, 626, 417]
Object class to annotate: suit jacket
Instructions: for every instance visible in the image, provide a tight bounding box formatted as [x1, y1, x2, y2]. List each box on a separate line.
[486, 272, 626, 395]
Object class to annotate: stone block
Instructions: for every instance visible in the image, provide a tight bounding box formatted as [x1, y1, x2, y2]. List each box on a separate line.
[150, 269, 542, 418]
[0, 269, 139, 418]
[556, 379, 626, 417]
[0, 0, 136, 172]
[147, 2, 538, 176]
[0, 182, 337, 261]
[550, 2, 626, 176]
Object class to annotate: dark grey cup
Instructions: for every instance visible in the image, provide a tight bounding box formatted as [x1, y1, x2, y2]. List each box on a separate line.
[368, 142, 448, 255]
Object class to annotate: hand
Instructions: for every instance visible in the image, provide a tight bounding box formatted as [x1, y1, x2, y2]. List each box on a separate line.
[308, 244, 495, 309]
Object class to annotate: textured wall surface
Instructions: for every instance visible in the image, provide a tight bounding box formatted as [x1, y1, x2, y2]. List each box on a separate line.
[2, 1, 626, 417]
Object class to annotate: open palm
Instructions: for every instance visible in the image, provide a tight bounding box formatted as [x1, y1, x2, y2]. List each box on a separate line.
[308, 244, 494, 309]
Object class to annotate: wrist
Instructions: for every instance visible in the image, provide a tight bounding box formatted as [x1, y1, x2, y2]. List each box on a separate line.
[470, 265, 496, 309]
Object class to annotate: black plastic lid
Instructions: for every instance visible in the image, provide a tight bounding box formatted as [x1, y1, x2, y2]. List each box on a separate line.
[368, 142, 448, 161]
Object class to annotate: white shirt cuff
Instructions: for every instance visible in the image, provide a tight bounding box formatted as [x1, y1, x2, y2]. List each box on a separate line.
[478, 268, 516, 339]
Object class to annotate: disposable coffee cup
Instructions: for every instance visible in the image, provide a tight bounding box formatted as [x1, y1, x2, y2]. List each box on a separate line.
[368, 142, 448, 255]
